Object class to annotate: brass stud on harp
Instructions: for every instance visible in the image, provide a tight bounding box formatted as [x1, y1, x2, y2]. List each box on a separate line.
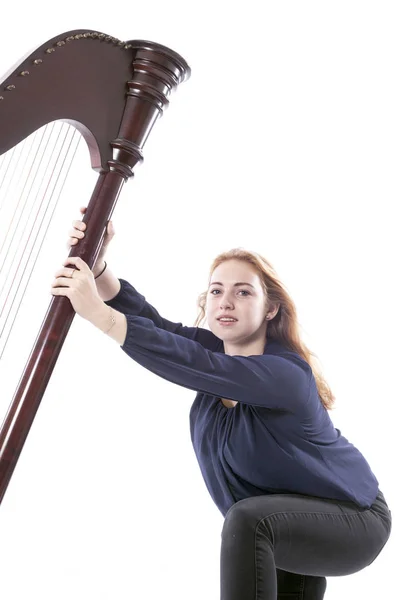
[45, 48, 56, 54]
[6, 85, 15, 91]
[33, 59, 43, 65]
[0, 96, 4, 101]
[20, 71, 30, 76]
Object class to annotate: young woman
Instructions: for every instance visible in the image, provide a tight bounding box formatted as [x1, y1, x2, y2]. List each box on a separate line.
[51, 207, 392, 600]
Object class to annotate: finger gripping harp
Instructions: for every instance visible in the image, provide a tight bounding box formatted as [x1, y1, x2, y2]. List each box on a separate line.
[0, 29, 190, 505]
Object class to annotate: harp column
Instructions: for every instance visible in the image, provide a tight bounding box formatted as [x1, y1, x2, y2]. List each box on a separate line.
[75, 41, 191, 273]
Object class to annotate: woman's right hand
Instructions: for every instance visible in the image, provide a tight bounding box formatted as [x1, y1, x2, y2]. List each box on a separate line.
[67, 206, 115, 277]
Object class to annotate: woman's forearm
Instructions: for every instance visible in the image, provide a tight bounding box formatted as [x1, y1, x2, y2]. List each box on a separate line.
[93, 262, 121, 301]
[90, 304, 127, 346]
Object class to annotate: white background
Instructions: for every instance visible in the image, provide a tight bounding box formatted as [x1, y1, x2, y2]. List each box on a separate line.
[0, 1, 398, 598]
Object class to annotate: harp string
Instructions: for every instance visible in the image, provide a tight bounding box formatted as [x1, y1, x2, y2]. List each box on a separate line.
[0, 123, 60, 320]
[0, 122, 76, 325]
[0, 145, 20, 211]
[0, 124, 81, 360]
[0, 125, 53, 276]
[0, 124, 64, 295]
[0, 123, 81, 356]
[0, 128, 45, 261]
[0, 138, 29, 215]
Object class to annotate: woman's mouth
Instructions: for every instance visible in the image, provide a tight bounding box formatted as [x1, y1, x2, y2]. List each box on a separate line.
[217, 318, 238, 326]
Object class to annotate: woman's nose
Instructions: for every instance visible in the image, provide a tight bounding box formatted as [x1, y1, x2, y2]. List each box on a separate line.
[220, 298, 234, 308]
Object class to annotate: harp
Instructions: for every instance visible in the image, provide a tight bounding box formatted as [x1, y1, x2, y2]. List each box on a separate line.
[0, 30, 190, 505]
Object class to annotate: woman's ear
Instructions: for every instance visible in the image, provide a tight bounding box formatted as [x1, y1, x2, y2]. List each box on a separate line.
[269, 304, 280, 320]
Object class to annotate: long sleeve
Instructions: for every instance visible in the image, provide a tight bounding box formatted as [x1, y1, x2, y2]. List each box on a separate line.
[120, 314, 311, 411]
[104, 278, 222, 351]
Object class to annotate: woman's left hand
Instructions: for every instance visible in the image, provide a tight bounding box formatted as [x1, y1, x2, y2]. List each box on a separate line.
[51, 256, 105, 322]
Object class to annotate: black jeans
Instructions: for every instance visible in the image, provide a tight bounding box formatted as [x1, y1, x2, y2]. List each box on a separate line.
[220, 489, 392, 599]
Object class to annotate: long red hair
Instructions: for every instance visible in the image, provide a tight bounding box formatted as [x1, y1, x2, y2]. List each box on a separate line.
[193, 248, 335, 411]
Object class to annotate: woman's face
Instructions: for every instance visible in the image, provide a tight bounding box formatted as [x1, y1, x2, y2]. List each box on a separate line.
[206, 259, 268, 343]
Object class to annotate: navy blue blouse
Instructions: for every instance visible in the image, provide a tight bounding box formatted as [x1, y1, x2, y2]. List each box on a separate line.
[105, 279, 379, 516]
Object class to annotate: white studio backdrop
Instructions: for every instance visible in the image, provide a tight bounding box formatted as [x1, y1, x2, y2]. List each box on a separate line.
[0, 2, 398, 599]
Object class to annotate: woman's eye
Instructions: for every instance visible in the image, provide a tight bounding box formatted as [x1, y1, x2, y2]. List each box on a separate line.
[210, 289, 249, 296]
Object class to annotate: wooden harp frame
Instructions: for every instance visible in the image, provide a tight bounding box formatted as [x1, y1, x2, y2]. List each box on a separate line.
[0, 29, 190, 505]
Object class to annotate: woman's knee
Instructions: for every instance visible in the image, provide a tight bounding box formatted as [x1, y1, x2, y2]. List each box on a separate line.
[221, 496, 275, 543]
